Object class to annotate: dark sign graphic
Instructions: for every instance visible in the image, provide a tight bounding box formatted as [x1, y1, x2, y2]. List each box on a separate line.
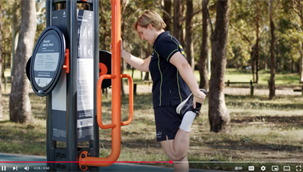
[29, 26, 66, 97]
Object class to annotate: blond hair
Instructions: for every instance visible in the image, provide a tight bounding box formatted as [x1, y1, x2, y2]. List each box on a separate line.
[133, 10, 166, 33]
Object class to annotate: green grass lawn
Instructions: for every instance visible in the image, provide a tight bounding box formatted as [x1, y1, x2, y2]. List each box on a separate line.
[225, 69, 300, 86]
[1, 68, 302, 171]
[124, 68, 301, 87]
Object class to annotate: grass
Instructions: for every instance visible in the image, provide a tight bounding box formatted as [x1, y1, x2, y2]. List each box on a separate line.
[224, 69, 301, 86]
[1, 69, 303, 171]
[124, 68, 302, 88]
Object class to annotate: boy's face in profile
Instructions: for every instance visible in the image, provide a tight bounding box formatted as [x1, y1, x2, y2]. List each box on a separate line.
[137, 24, 156, 45]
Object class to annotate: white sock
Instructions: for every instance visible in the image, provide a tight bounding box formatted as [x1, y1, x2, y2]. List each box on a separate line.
[179, 111, 196, 132]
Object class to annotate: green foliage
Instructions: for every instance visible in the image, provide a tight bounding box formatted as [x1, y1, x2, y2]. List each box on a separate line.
[35, 0, 46, 43]
[1, 0, 302, 75]
[1, 0, 46, 71]
[1, 0, 20, 69]
[226, 0, 302, 71]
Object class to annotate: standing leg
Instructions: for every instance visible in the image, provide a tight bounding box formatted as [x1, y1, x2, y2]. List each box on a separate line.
[160, 129, 190, 172]
[173, 156, 189, 172]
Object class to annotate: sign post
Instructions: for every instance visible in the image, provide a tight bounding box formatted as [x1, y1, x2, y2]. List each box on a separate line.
[27, 0, 133, 171]
[44, 0, 99, 171]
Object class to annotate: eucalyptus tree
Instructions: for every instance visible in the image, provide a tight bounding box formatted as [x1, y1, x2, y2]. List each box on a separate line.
[173, 0, 185, 45]
[269, 0, 275, 100]
[5, 0, 21, 78]
[208, 0, 231, 133]
[228, 0, 268, 79]
[185, 0, 194, 69]
[35, 0, 46, 41]
[163, 0, 172, 33]
[99, 0, 111, 50]
[9, 0, 36, 123]
[282, 0, 303, 80]
[0, 0, 21, 120]
[199, 0, 210, 90]
[275, 10, 301, 73]
[0, 1, 3, 120]
[255, 0, 302, 75]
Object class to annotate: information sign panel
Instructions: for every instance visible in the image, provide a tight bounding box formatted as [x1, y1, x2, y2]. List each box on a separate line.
[29, 26, 66, 97]
[51, 9, 94, 143]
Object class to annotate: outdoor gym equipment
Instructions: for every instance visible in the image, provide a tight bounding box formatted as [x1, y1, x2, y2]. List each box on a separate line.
[26, 0, 133, 171]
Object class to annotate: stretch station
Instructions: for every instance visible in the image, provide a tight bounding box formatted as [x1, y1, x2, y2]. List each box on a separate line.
[26, 0, 133, 171]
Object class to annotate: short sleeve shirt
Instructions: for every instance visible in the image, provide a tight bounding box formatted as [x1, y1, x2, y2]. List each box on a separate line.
[149, 31, 190, 108]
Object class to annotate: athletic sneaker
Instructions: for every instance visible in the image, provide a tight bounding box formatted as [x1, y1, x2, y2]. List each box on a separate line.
[176, 89, 208, 117]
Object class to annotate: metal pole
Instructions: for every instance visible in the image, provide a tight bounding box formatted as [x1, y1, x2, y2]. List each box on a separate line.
[66, 0, 78, 171]
[111, 0, 122, 161]
[89, 1, 100, 171]
[45, 0, 56, 171]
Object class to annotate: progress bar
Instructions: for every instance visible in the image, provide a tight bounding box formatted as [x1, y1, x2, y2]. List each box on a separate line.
[0, 160, 301, 164]
[0, 161, 173, 164]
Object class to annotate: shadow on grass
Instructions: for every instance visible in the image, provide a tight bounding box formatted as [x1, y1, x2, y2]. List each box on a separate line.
[101, 93, 153, 111]
[99, 138, 159, 149]
[226, 101, 303, 109]
[225, 95, 303, 109]
[204, 138, 303, 153]
[231, 115, 303, 128]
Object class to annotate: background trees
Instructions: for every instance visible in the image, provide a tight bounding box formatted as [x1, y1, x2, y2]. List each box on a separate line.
[198, 0, 210, 90]
[0, 1, 2, 120]
[281, 0, 303, 81]
[269, 0, 276, 99]
[3, 0, 301, 83]
[208, 0, 231, 132]
[9, 0, 37, 123]
[1, 0, 302, 131]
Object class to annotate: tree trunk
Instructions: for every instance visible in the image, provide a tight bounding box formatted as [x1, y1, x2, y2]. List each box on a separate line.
[0, 1, 3, 120]
[11, 0, 20, 77]
[251, 44, 256, 82]
[300, 42, 303, 82]
[255, 0, 260, 83]
[173, 0, 184, 45]
[100, 0, 108, 50]
[300, 2, 303, 80]
[208, 0, 231, 133]
[269, 0, 275, 100]
[144, 44, 151, 80]
[199, 0, 209, 90]
[163, 0, 172, 33]
[9, 0, 36, 123]
[185, 0, 194, 69]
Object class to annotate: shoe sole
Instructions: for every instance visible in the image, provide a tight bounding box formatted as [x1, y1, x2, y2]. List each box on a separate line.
[176, 89, 208, 114]
[176, 93, 192, 114]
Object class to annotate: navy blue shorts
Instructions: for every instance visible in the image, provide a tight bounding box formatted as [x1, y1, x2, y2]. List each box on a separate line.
[153, 105, 182, 142]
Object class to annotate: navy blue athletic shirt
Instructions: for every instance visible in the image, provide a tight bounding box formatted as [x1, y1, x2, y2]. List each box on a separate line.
[149, 31, 191, 108]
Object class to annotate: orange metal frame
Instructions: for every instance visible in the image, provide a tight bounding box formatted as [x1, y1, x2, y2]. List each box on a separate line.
[79, 0, 133, 170]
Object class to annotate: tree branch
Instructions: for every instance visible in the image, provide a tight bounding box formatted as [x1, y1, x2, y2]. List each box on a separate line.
[230, 24, 252, 45]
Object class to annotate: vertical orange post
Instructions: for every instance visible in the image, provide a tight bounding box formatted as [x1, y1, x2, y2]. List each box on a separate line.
[79, 0, 124, 170]
[110, 0, 122, 165]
